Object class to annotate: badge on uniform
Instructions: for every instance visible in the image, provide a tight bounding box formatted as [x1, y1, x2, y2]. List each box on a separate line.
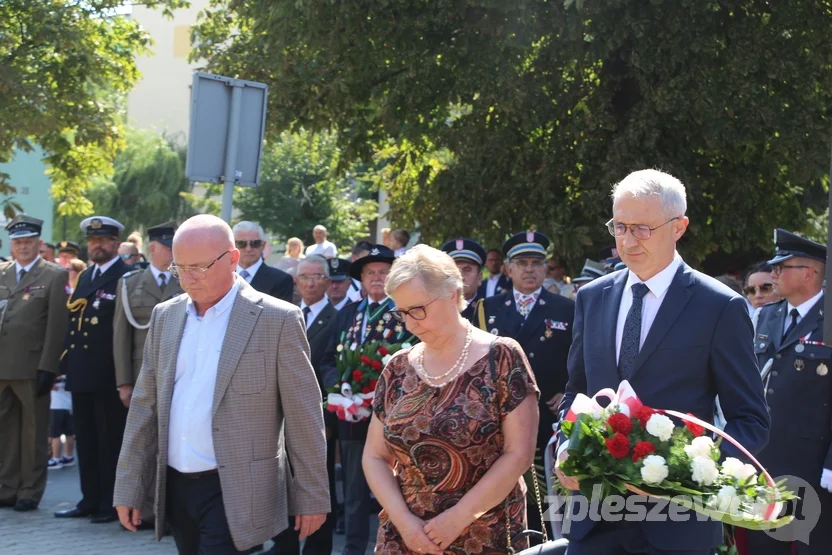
[818, 362, 829, 376]
[795, 344, 805, 353]
[545, 319, 568, 332]
[544, 329, 553, 339]
[539, 298, 546, 306]
[488, 316, 496, 325]
[90, 316, 99, 325]
[382, 313, 391, 322]
[394, 324, 403, 334]
[490, 328, 499, 335]
[795, 359, 805, 372]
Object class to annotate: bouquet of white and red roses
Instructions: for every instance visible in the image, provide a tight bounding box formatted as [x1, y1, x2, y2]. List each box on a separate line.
[558, 381, 796, 530]
[326, 338, 413, 422]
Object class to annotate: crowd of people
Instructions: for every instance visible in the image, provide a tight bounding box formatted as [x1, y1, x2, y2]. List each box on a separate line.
[0, 168, 830, 555]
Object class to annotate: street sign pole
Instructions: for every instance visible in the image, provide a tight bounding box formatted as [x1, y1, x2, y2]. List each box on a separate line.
[220, 83, 244, 223]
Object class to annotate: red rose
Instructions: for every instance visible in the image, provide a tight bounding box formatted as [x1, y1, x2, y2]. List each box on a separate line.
[360, 355, 372, 365]
[684, 414, 705, 437]
[378, 347, 389, 356]
[352, 370, 364, 382]
[607, 413, 633, 435]
[369, 379, 378, 390]
[634, 406, 655, 428]
[362, 386, 374, 394]
[371, 360, 383, 371]
[604, 433, 630, 459]
[631, 441, 656, 462]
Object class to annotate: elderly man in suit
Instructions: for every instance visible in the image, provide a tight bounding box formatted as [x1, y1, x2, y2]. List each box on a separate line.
[232, 221, 294, 303]
[555, 169, 770, 555]
[114, 215, 329, 555]
[0, 215, 68, 512]
[270, 255, 339, 555]
[56, 216, 131, 523]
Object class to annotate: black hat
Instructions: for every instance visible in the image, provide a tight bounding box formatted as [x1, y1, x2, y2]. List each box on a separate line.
[349, 244, 396, 280]
[80, 216, 124, 238]
[5, 214, 42, 239]
[572, 259, 606, 284]
[57, 240, 81, 255]
[440, 238, 487, 267]
[147, 221, 177, 248]
[768, 228, 826, 265]
[503, 231, 550, 260]
[327, 258, 351, 281]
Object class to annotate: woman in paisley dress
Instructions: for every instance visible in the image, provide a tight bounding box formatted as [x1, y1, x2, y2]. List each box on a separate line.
[363, 245, 540, 554]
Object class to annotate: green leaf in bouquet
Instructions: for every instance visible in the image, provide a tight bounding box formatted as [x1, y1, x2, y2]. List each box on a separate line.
[561, 420, 574, 439]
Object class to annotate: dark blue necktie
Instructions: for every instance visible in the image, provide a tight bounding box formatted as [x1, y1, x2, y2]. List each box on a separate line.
[619, 283, 650, 380]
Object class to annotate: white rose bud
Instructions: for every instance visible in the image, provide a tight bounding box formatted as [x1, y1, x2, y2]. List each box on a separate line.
[684, 436, 715, 460]
[640, 455, 670, 485]
[645, 413, 675, 442]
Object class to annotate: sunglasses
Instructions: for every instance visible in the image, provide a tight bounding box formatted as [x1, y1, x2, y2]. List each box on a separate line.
[118, 253, 136, 260]
[743, 283, 775, 296]
[235, 240, 263, 249]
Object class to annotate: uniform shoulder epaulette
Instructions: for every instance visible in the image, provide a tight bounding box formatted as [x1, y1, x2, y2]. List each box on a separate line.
[121, 268, 144, 280]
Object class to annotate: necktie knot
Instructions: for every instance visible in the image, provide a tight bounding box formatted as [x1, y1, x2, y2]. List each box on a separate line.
[368, 302, 380, 312]
[239, 269, 250, 280]
[92, 267, 100, 281]
[790, 308, 800, 319]
[17, 268, 26, 283]
[632, 283, 650, 300]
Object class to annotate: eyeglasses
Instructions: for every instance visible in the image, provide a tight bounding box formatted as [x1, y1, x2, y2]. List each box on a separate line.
[297, 273, 328, 283]
[235, 240, 263, 249]
[771, 263, 816, 277]
[169, 251, 230, 280]
[512, 259, 545, 269]
[743, 283, 775, 296]
[389, 298, 439, 322]
[606, 217, 679, 240]
[118, 253, 136, 260]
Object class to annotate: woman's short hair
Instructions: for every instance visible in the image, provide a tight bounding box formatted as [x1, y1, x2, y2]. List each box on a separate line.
[385, 245, 465, 311]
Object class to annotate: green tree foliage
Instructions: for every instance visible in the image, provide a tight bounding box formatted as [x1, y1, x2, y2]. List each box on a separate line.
[192, 0, 832, 267]
[0, 0, 189, 218]
[234, 129, 378, 251]
[58, 127, 196, 243]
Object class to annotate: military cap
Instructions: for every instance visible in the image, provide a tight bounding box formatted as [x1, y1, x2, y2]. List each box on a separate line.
[768, 228, 826, 265]
[5, 214, 43, 239]
[502, 231, 550, 260]
[43, 242, 56, 249]
[572, 259, 606, 284]
[349, 244, 396, 280]
[440, 238, 487, 267]
[57, 240, 81, 255]
[80, 216, 124, 238]
[147, 220, 177, 247]
[328, 258, 351, 281]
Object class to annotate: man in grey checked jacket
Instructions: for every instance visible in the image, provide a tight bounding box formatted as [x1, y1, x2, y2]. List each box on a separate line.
[114, 215, 329, 554]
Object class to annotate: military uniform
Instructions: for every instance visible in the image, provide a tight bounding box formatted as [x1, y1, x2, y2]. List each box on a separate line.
[56, 216, 130, 522]
[0, 216, 69, 510]
[748, 230, 832, 554]
[440, 238, 487, 321]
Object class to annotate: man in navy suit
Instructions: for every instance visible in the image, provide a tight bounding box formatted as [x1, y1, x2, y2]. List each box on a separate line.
[232, 221, 293, 303]
[556, 169, 770, 555]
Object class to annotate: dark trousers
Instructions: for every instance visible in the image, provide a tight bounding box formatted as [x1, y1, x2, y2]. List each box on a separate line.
[271, 436, 337, 555]
[340, 439, 373, 555]
[0, 380, 50, 504]
[72, 390, 127, 514]
[568, 520, 713, 555]
[167, 468, 244, 555]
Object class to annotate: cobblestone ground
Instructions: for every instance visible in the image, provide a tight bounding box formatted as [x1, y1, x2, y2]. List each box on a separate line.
[1, 463, 375, 554]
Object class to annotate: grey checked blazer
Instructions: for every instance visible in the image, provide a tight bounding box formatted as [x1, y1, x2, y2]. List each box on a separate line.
[113, 280, 330, 551]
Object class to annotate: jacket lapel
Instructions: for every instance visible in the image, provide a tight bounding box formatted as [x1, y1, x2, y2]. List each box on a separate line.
[771, 303, 789, 352]
[495, 292, 524, 339]
[74, 258, 126, 299]
[248, 263, 270, 292]
[602, 271, 627, 371]
[780, 294, 824, 350]
[162, 278, 184, 302]
[11, 258, 43, 294]
[516, 289, 551, 344]
[307, 303, 336, 343]
[212, 284, 263, 417]
[157, 297, 188, 434]
[141, 269, 163, 302]
[631, 264, 694, 376]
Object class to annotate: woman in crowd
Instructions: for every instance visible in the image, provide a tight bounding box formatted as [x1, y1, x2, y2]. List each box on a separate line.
[744, 262, 781, 311]
[364, 245, 539, 554]
[277, 236, 305, 272]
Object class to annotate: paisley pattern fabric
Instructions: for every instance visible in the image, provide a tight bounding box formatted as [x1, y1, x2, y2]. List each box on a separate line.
[372, 337, 540, 554]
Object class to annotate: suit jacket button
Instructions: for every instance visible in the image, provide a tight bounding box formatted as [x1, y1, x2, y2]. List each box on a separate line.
[768, 388, 774, 395]
[772, 371, 778, 377]
[70, 344, 75, 349]
[70, 331, 75, 335]
[529, 352, 535, 358]
[775, 354, 782, 359]
[83, 345, 88, 350]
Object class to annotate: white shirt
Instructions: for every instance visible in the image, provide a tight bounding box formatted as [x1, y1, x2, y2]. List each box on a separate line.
[332, 296, 351, 311]
[394, 247, 407, 258]
[14, 256, 40, 281]
[50, 379, 72, 411]
[784, 290, 824, 336]
[615, 255, 682, 363]
[513, 287, 542, 316]
[236, 257, 263, 283]
[300, 295, 330, 330]
[149, 264, 172, 288]
[305, 241, 337, 258]
[486, 275, 502, 297]
[168, 280, 241, 473]
[93, 255, 120, 279]
[347, 278, 363, 302]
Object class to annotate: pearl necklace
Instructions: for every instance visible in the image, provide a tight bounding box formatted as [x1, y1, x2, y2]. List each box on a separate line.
[415, 324, 473, 387]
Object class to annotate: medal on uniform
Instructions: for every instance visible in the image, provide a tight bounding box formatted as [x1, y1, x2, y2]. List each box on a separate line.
[383, 312, 391, 322]
[544, 329, 553, 339]
[90, 316, 99, 325]
[794, 359, 805, 372]
[539, 298, 546, 306]
[395, 324, 403, 333]
[817, 363, 829, 376]
[795, 344, 805, 353]
[22, 290, 30, 301]
[490, 328, 499, 335]
[376, 323, 384, 332]
[488, 316, 495, 325]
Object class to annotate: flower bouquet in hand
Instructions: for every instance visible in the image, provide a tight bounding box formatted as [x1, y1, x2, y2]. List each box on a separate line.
[325, 339, 413, 422]
[557, 381, 796, 530]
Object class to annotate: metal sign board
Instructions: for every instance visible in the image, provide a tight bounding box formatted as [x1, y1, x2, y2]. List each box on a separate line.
[186, 72, 268, 188]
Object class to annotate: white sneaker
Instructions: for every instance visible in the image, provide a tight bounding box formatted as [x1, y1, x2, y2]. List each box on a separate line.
[47, 458, 63, 470]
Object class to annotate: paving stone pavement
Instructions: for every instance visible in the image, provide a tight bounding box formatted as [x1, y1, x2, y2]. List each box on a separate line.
[1, 463, 375, 554]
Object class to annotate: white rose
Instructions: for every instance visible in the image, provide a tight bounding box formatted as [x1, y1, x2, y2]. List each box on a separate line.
[691, 456, 720, 486]
[714, 485, 738, 512]
[640, 455, 669, 485]
[741, 464, 758, 482]
[382, 354, 392, 365]
[684, 436, 715, 460]
[645, 413, 675, 442]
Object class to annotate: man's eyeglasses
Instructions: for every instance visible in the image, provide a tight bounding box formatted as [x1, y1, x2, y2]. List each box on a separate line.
[169, 251, 230, 280]
[772, 263, 816, 277]
[235, 240, 263, 249]
[297, 273, 328, 283]
[513, 259, 545, 269]
[606, 217, 679, 240]
[743, 283, 775, 296]
[389, 298, 439, 322]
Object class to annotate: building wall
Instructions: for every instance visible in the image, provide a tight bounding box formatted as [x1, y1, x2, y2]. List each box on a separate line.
[0, 148, 55, 258]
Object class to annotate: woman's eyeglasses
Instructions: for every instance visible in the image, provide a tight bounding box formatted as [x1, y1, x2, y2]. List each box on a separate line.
[389, 298, 439, 322]
[743, 283, 775, 296]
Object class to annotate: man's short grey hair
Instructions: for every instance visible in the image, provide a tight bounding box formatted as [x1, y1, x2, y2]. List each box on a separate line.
[313, 224, 327, 234]
[297, 255, 330, 278]
[385, 245, 465, 311]
[232, 221, 266, 241]
[612, 169, 687, 217]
